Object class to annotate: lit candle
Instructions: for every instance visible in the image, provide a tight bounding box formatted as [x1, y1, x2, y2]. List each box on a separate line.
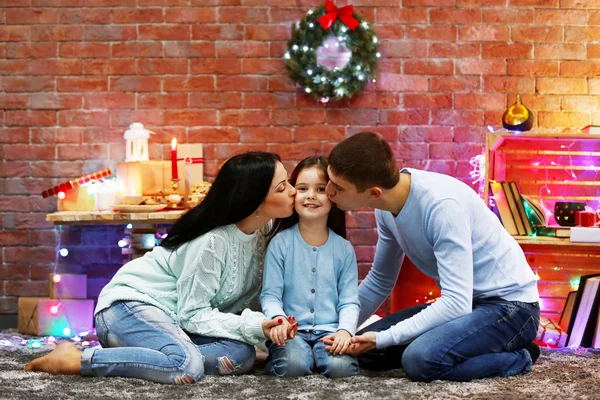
[171, 138, 178, 179]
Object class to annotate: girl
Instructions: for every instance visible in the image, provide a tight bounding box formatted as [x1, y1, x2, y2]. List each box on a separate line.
[260, 156, 360, 378]
[25, 152, 298, 384]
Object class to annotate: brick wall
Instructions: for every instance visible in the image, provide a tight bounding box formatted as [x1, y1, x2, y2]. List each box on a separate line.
[2, 0, 600, 314]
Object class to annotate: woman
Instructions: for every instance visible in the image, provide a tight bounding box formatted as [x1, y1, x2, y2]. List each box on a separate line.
[25, 152, 297, 384]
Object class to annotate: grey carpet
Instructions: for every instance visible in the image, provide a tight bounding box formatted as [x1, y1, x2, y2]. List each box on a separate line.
[1, 330, 600, 400]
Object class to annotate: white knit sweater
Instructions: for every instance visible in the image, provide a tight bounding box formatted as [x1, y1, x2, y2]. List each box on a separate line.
[95, 224, 268, 345]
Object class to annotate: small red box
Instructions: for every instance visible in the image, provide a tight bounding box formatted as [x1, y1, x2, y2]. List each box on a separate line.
[576, 211, 599, 227]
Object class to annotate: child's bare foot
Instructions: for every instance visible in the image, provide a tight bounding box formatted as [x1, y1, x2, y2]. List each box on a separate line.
[24, 342, 82, 375]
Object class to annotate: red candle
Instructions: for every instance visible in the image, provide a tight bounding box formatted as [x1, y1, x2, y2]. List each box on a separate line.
[171, 138, 178, 179]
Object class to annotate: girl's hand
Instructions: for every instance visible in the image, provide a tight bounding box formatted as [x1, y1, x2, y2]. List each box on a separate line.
[262, 317, 284, 340]
[320, 329, 352, 355]
[265, 316, 295, 346]
[286, 315, 298, 339]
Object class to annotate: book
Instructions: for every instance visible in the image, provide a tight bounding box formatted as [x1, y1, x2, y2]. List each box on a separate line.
[559, 291, 578, 332]
[593, 304, 600, 348]
[521, 194, 572, 237]
[580, 283, 600, 348]
[490, 181, 518, 235]
[567, 276, 600, 347]
[502, 181, 526, 236]
[535, 226, 571, 238]
[567, 273, 600, 345]
[521, 194, 546, 227]
[508, 181, 535, 236]
[581, 125, 600, 134]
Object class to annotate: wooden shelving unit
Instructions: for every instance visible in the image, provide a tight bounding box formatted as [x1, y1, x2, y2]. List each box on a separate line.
[485, 132, 600, 319]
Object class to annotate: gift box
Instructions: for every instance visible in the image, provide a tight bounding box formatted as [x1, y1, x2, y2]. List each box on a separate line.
[117, 161, 185, 196]
[56, 186, 96, 211]
[18, 297, 94, 337]
[571, 227, 600, 243]
[177, 144, 204, 185]
[177, 144, 204, 204]
[576, 210, 600, 227]
[535, 316, 567, 348]
[49, 274, 87, 299]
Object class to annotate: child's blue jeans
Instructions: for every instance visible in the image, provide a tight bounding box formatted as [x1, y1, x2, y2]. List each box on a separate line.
[265, 330, 359, 378]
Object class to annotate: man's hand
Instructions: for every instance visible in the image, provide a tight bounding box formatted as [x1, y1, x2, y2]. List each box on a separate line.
[345, 332, 377, 356]
[319, 329, 352, 355]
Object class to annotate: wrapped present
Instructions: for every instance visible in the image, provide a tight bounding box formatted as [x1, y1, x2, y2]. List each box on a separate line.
[117, 144, 203, 199]
[57, 185, 96, 212]
[535, 317, 567, 348]
[177, 143, 204, 206]
[18, 297, 94, 337]
[49, 274, 87, 300]
[576, 210, 600, 227]
[117, 161, 187, 196]
[571, 226, 600, 243]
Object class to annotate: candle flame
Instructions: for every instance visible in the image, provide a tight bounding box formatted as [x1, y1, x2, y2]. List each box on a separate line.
[171, 138, 177, 150]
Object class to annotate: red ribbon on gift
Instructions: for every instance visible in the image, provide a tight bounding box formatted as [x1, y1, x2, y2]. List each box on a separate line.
[177, 157, 204, 164]
[317, 1, 359, 31]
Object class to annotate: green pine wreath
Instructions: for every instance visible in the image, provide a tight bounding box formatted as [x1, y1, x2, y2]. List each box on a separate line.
[284, 4, 380, 102]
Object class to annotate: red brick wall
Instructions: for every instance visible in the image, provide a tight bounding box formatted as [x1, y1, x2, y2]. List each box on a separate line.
[2, 0, 599, 314]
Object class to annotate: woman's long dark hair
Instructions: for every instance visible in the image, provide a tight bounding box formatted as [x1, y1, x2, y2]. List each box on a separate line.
[272, 156, 346, 240]
[161, 151, 281, 250]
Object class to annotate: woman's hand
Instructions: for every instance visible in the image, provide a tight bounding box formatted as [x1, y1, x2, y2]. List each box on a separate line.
[320, 329, 352, 355]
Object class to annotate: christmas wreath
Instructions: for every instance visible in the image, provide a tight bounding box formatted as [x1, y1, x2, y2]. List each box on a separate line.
[284, 1, 380, 102]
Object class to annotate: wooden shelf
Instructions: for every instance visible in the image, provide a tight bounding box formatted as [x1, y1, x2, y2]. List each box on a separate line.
[46, 210, 185, 225]
[514, 235, 600, 247]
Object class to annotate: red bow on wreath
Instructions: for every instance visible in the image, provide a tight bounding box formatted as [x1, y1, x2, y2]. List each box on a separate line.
[317, 1, 360, 31]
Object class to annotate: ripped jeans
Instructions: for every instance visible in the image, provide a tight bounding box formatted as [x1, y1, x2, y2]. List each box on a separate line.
[81, 301, 256, 384]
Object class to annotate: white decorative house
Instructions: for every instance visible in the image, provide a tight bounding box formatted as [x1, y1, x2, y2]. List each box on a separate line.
[124, 122, 154, 162]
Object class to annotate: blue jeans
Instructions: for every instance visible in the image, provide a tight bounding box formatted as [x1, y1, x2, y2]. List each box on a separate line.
[357, 298, 540, 382]
[81, 301, 256, 384]
[265, 330, 359, 378]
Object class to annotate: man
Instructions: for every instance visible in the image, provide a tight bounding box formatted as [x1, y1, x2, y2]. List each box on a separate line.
[322, 132, 540, 382]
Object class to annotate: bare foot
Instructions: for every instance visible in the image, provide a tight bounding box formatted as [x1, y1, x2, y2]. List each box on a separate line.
[24, 342, 82, 375]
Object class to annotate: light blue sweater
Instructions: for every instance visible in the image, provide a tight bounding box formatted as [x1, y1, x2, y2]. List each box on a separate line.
[261, 224, 360, 335]
[96, 224, 268, 346]
[359, 168, 539, 349]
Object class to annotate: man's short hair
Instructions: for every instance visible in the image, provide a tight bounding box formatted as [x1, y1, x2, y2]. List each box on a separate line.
[328, 132, 400, 192]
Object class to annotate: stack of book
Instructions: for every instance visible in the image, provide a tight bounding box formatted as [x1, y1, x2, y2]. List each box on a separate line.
[489, 180, 570, 238]
[559, 273, 600, 348]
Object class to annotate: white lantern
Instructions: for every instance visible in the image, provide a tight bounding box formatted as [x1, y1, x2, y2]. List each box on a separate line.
[124, 122, 154, 162]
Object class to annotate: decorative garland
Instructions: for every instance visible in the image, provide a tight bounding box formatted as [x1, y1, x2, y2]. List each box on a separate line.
[284, 1, 380, 102]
